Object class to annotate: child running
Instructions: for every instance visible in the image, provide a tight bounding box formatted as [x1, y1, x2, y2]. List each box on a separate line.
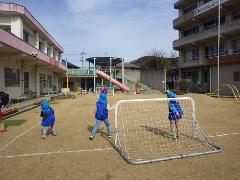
[40, 100, 56, 140]
[89, 90, 115, 140]
[167, 90, 184, 141]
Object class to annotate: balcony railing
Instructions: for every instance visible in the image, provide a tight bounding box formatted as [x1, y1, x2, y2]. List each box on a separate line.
[67, 69, 94, 77]
[173, 10, 195, 29]
[173, 19, 240, 49]
[174, 0, 192, 9]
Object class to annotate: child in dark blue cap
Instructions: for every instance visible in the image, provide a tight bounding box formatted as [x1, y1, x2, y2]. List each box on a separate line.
[40, 100, 56, 140]
[89, 92, 115, 140]
[167, 90, 184, 141]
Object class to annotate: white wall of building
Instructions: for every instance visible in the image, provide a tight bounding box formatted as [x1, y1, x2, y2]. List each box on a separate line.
[0, 57, 63, 98]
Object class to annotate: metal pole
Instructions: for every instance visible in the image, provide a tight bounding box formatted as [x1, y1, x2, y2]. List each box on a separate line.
[210, 66, 212, 94]
[121, 58, 124, 84]
[94, 57, 96, 92]
[217, 0, 220, 97]
[110, 58, 112, 87]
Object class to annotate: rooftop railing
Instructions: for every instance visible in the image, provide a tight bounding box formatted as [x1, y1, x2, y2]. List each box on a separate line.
[173, 19, 240, 49]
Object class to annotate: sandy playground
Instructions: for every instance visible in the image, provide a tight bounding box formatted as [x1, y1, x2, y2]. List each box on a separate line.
[0, 91, 240, 180]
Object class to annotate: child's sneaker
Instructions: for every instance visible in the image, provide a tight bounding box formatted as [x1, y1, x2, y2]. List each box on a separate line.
[168, 135, 176, 141]
[89, 135, 95, 140]
[107, 135, 112, 139]
[51, 133, 57, 136]
[41, 136, 47, 140]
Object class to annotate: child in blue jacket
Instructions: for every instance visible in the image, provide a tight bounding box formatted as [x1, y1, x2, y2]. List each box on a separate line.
[89, 92, 115, 140]
[167, 90, 184, 141]
[40, 100, 56, 140]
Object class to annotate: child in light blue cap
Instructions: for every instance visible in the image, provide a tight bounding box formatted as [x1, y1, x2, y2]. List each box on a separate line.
[40, 100, 56, 140]
[167, 90, 184, 141]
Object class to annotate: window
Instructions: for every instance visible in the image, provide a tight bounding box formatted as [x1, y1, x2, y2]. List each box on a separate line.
[39, 41, 43, 52]
[233, 11, 240, 20]
[218, 43, 225, 55]
[205, 43, 225, 58]
[0, 25, 11, 33]
[233, 72, 240, 82]
[192, 49, 199, 60]
[205, 45, 215, 58]
[233, 39, 240, 54]
[4, 67, 20, 87]
[204, 16, 225, 30]
[204, 0, 211, 3]
[184, 49, 199, 62]
[47, 46, 51, 56]
[47, 75, 52, 89]
[183, 26, 199, 37]
[23, 30, 29, 43]
[24, 72, 29, 92]
[183, 4, 197, 14]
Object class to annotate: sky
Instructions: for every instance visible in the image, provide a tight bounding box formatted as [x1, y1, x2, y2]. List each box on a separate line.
[2, 0, 178, 67]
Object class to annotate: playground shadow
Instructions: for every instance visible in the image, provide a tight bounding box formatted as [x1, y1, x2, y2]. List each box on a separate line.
[141, 125, 171, 138]
[87, 125, 117, 150]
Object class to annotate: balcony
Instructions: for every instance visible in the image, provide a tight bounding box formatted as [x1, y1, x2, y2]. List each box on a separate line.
[173, 19, 240, 50]
[67, 69, 94, 77]
[173, 10, 195, 29]
[174, 0, 193, 9]
[206, 54, 240, 65]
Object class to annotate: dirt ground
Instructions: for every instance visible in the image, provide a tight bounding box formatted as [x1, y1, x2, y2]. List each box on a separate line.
[0, 91, 240, 180]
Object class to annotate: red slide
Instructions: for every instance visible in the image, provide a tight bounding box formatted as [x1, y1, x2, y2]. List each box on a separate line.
[96, 70, 130, 92]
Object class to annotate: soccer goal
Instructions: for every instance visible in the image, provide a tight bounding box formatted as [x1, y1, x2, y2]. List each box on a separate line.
[114, 97, 221, 164]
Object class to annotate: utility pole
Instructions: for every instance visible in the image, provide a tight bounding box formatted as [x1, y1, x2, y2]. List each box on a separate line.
[80, 51, 86, 69]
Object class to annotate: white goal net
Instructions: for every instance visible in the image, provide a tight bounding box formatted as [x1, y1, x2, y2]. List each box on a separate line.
[114, 97, 221, 164]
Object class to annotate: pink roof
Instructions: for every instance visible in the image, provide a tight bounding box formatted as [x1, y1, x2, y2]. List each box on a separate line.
[0, 2, 64, 52]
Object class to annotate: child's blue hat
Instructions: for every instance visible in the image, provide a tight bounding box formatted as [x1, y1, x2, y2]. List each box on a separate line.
[98, 93, 107, 104]
[41, 100, 50, 113]
[167, 91, 176, 98]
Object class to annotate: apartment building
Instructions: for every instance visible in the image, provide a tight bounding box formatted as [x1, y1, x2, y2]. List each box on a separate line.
[173, 0, 240, 93]
[0, 3, 67, 98]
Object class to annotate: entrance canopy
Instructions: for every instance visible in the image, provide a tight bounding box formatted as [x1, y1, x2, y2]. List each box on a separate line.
[86, 57, 122, 67]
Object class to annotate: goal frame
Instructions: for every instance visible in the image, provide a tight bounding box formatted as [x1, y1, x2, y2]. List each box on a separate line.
[114, 97, 221, 164]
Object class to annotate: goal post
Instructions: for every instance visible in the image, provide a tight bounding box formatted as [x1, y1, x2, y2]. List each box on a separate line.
[114, 97, 221, 164]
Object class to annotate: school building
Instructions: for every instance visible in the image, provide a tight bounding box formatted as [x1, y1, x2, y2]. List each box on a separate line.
[0, 3, 67, 99]
[173, 0, 240, 93]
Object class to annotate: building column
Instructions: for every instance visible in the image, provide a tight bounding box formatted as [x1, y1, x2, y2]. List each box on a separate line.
[50, 45, 54, 58]
[35, 65, 40, 97]
[44, 40, 48, 54]
[35, 32, 39, 49]
[198, 69, 202, 92]
[21, 60, 24, 95]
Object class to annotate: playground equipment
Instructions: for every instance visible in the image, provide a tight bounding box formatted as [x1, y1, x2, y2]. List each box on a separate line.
[96, 70, 130, 92]
[209, 84, 239, 103]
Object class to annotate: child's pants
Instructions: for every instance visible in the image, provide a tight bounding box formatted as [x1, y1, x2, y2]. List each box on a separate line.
[42, 126, 56, 137]
[91, 119, 111, 136]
